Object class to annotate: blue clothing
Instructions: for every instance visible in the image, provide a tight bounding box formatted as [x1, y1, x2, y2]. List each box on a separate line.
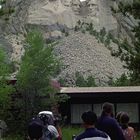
[76, 128, 110, 140]
[97, 116, 125, 140]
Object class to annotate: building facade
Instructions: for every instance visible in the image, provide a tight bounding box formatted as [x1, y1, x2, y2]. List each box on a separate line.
[59, 87, 140, 129]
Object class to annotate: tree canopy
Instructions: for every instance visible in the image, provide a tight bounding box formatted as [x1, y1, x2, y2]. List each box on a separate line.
[15, 31, 68, 132]
[0, 47, 14, 119]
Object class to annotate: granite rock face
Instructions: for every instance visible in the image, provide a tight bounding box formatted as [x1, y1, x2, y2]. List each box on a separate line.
[27, 0, 118, 32]
[54, 32, 127, 86]
[0, 0, 132, 85]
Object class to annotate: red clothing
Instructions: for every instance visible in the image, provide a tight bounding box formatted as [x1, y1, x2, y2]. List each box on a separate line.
[122, 127, 134, 140]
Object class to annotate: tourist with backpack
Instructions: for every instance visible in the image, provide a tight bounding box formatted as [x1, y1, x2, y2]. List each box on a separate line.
[38, 111, 62, 140]
[38, 112, 60, 140]
[28, 117, 44, 140]
[28, 112, 61, 140]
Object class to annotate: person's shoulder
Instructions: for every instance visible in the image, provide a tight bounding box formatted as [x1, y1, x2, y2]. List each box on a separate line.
[76, 128, 110, 140]
[76, 131, 85, 140]
[48, 125, 57, 131]
[128, 126, 134, 132]
[100, 116, 117, 123]
[95, 128, 110, 138]
[48, 125, 59, 137]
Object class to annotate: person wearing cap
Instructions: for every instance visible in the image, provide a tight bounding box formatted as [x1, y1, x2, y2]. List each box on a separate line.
[96, 102, 125, 140]
[75, 111, 111, 140]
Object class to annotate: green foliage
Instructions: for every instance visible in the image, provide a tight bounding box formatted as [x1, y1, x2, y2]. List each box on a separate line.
[65, 31, 69, 37]
[62, 126, 83, 140]
[61, 28, 69, 36]
[74, 25, 79, 32]
[75, 72, 87, 87]
[3, 135, 23, 140]
[104, 32, 112, 47]
[0, 0, 14, 19]
[3, 126, 140, 140]
[99, 28, 106, 37]
[117, 1, 140, 85]
[15, 30, 68, 133]
[86, 75, 97, 87]
[81, 29, 86, 34]
[0, 47, 14, 119]
[59, 72, 97, 87]
[108, 74, 130, 86]
[75, 72, 97, 87]
[18, 31, 59, 89]
[58, 77, 66, 87]
[77, 20, 81, 25]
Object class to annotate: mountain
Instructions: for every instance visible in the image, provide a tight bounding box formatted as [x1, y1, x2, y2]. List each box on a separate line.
[0, 0, 133, 85]
[54, 31, 127, 86]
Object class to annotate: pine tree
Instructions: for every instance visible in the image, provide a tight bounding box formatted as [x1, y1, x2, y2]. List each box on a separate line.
[118, 0, 140, 85]
[16, 31, 68, 131]
[0, 47, 14, 119]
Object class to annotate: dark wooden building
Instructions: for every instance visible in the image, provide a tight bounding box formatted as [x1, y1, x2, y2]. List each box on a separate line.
[59, 86, 140, 129]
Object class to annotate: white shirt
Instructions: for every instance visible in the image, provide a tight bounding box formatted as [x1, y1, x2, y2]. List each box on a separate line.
[48, 125, 59, 138]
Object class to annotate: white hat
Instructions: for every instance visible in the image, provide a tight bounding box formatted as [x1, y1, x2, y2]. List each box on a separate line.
[38, 111, 54, 118]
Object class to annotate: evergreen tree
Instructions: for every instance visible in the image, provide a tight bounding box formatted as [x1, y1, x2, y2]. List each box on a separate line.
[16, 30, 68, 132]
[75, 72, 87, 87]
[0, 0, 14, 19]
[117, 0, 140, 85]
[0, 47, 13, 119]
[86, 76, 97, 87]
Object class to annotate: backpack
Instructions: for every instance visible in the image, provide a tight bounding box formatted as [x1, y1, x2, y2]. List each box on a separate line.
[42, 126, 52, 140]
[28, 117, 44, 139]
[28, 117, 52, 140]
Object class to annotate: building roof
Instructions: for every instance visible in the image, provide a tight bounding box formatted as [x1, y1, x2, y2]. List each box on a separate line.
[60, 86, 140, 93]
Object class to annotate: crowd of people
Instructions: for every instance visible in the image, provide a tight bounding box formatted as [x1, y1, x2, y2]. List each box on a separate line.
[76, 102, 135, 140]
[27, 102, 135, 140]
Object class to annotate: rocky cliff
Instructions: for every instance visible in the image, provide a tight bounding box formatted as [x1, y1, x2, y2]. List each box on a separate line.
[0, 0, 133, 85]
[54, 31, 127, 86]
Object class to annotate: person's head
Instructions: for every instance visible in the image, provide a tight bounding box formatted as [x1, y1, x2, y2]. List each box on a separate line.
[71, 0, 81, 15]
[87, 0, 99, 16]
[38, 111, 55, 125]
[102, 102, 114, 117]
[116, 111, 124, 124]
[28, 117, 43, 140]
[81, 111, 97, 127]
[120, 112, 129, 125]
[120, 112, 130, 129]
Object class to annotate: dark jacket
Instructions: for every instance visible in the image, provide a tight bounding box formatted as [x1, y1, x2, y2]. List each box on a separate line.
[76, 128, 110, 140]
[96, 115, 125, 140]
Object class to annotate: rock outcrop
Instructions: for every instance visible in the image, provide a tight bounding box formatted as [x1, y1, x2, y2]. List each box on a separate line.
[54, 32, 127, 86]
[27, 0, 118, 32]
[0, 0, 133, 85]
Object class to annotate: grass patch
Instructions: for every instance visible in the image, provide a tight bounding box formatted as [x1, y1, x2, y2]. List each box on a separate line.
[135, 132, 140, 140]
[3, 135, 23, 140]
[2, 126, 140, 140]
[62, 126, 83, 140]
